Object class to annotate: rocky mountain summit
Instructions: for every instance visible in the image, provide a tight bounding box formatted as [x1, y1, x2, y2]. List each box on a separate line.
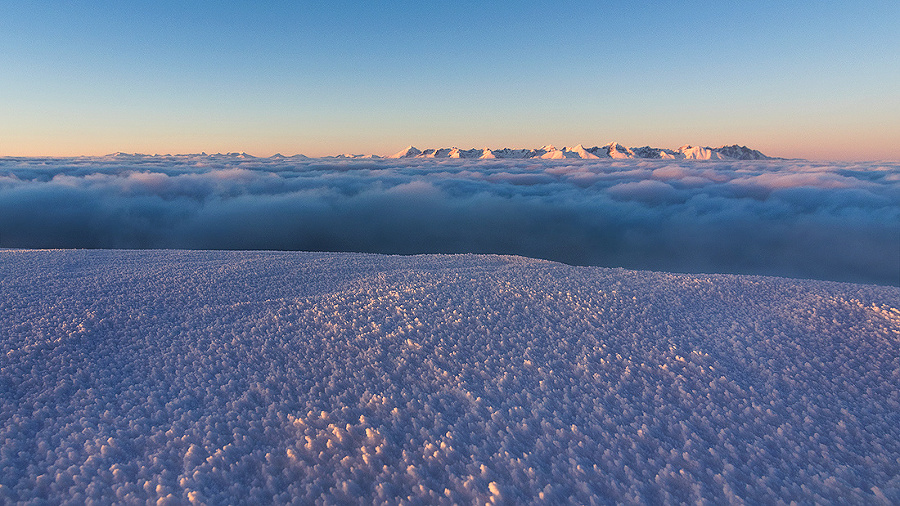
[390, 143, 771, 160]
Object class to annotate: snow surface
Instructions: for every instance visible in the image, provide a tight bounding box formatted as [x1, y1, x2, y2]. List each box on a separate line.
[2, 249, 898, 504]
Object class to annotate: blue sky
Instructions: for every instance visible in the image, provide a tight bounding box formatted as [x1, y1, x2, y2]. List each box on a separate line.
[1, 0, 898, 159]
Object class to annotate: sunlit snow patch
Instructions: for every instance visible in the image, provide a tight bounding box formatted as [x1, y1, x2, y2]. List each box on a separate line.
[1, 249, 898, 503]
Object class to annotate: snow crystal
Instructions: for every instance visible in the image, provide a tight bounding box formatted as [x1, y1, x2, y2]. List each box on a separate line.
[1, 249, 898, 503]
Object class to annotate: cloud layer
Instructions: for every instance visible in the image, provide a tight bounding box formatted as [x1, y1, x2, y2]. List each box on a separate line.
[1, 154, 897, 285]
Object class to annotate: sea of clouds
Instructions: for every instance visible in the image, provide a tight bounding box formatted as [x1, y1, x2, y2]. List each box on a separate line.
[0, 155, 897, 285]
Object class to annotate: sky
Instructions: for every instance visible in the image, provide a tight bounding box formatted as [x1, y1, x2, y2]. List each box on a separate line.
[1, 0, 898, 160]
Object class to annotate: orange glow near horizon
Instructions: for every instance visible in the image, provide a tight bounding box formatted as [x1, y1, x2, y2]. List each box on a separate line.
[3, 136, 898, 162]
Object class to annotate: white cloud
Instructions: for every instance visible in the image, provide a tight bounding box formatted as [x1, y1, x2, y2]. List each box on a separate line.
[0, 155, 897, 284]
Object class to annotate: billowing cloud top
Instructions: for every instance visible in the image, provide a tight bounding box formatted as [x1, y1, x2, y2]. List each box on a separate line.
[1, 154, 897, 285]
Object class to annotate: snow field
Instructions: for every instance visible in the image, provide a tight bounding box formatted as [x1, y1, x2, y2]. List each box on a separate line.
[1, 249, 898, 504]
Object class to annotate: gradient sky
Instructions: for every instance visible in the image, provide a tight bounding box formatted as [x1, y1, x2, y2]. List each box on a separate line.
[1, 0, 898, 159]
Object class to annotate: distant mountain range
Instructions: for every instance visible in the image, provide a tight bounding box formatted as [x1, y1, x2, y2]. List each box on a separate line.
[390, 143, 772, 160]
[96, 143, 773, 160]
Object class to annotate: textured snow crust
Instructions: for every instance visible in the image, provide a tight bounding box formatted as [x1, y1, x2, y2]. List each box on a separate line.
[1, 249, 899, 504]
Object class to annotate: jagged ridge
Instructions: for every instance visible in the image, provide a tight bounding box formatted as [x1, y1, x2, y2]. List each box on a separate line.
[390, 143, 771, 160]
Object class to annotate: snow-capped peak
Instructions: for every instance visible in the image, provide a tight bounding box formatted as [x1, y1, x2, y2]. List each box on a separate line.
[568, 144, 600, 159]
[390, 146, 422, 159]
[388, 144, 773, 160]
[677, 145, 727, 160]
[603, 142, 636, 159]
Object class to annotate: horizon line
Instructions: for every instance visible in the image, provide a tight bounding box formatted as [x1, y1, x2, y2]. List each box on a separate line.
[0, 146, 896, 163]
